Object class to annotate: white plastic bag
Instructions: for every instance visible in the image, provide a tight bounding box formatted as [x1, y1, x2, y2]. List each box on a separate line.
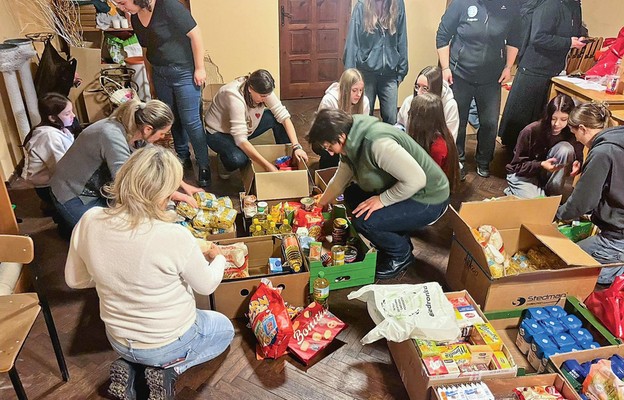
[347, 282, 461, 344]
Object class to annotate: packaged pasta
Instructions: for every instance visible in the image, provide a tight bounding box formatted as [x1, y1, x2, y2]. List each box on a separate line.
[176, 201, 198, 219]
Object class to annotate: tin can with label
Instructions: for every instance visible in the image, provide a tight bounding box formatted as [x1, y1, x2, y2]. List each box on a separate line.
[300, 197, 315, 211]
[332, 245, 345, 266]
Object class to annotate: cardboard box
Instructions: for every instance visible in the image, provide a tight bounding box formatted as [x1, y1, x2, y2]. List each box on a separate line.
[241, 144, 310, 201]
[445, 196, 601, 312]
[388, 290, 518, 400]
[485, 296, 620, 376]
[431, 373, 580, 400]
[210, 235, 310, 319]
[314, 167, 338, 192]
[548, 344, 624, 394]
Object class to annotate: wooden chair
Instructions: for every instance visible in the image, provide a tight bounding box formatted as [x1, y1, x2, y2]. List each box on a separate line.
[566, 37, 604, 75]
[0, 234, 69, 399]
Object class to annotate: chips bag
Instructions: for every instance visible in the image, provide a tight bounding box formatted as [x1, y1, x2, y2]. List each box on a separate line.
[287, 301, 347, 365]
[218, 242, 249, 279]
[472, 225, 509, 278]
[249, 279, 294, 358]
[293, 207, 325, 240]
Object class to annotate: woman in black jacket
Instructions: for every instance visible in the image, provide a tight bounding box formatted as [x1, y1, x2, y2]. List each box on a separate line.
[498, 0, 586, 148]
[436, 0, 521, 178]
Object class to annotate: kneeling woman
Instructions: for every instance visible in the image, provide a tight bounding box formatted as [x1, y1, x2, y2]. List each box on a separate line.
[504, 94, 583, 198]
[308, 109, 450, 279]
[65, 146, 234, 399]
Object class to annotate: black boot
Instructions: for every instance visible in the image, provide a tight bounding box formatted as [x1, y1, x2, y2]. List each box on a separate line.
[375, 251, 415, 280]
[198, 167, 211, 188]
[145, 366, 179, 400]
[109, 358, 138, 400]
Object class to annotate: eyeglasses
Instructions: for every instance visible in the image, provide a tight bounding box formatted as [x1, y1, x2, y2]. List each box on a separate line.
[415, 84, 429, 93]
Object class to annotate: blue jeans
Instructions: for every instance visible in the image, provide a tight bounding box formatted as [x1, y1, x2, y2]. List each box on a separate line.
[452, 76, 501, 167]
[577, 232, 624, 285]
[51, 191, 106, 230]
[344, 184, 449, 260]
[205, 110, 290, 171]
[152, 64, 210, 169]
[108, 310, 234, 374]
[361, 71, 399, 125]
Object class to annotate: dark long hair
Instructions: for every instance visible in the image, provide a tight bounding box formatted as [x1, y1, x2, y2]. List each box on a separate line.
[407, 93, 460, 193]
[23, 93, 71, 145]
[242, 69, 275, 108]
[540, 94, 575, 135]
[414, 66, 443, 97]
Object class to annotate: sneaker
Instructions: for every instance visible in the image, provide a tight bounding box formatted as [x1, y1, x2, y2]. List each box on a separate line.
[476, 165, 490, 178]
[180, 158, 193, 170]
[460, 165, 467, 182]
[145, 367, 178, 400]
[109, 358, 137, 400]
[217, 158, 232, 180]
[198, 167, 211, 188]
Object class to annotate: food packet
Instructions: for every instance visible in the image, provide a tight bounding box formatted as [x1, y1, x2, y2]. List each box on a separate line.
[218, 242, 249, 279]
[513, 385, 564, 400]
[192, 209, 216, 230]
[180, 220, 207, 239]
[193, 192, 218, 210]
[176, 201, 198, 219]
[287, 301, 347, 365]
[582, 359, 624, 400]
[293, 206, 325, 240]
[249, 278, 294, 358]
[472, 225, 509, 279]
[215, 207, 237, 229]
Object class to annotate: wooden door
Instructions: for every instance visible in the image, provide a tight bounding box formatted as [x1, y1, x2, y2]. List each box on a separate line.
[279, 0, 351, 99]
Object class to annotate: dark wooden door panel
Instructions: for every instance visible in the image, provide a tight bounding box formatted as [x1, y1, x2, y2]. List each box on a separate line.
[279, 0, 351, 99]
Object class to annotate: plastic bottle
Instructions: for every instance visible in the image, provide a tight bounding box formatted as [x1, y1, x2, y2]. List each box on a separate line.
[313, 271, 330, 308]
[251, 225, 264, 236]
[606, 59, 622, 95]
[279, 218, 293, 234]
[267, 221, 279, 235]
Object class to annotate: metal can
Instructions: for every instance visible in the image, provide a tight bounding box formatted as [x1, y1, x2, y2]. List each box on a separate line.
[300, 197, 315, 211]
[331, 245, 345, 266]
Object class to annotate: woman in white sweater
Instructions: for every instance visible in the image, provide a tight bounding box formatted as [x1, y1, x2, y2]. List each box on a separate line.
[204, 69, 308, 178]
[396, 66, 459, 140]
[65, 145, 233, 400]
[317, 68, 370, 168]
[22, 93, 76, 208]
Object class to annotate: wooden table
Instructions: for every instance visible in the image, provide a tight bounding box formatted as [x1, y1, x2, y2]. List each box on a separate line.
[612, 110, 624, 126]
[549, 77, 624, 111]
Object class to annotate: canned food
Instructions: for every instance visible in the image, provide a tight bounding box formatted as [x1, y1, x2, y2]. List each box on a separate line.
[300, 197, 315, 211]
[333, 218, 349, 229]
[332, 245, 345, 266]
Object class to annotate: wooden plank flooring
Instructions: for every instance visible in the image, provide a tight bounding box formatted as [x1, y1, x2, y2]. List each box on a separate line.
[1, 99, 519, 399]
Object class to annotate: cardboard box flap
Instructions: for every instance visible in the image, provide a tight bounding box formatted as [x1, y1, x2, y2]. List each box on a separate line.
[458, 196, 561, 230]
[523, 223, 600, 267]
[448, 206, 491, 276]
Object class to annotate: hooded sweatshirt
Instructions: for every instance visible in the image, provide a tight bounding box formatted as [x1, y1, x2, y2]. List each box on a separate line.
[318, 82, 371, 115]
[22, 125, 74, 187]
[343, 0, 409, 81]
[395, 81, 460, 140]
[557, 126, 624, 233]
[436, 0, 521, 84]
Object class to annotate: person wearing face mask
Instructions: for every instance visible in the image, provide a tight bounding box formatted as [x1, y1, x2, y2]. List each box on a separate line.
[204, 69, 308, 179]
[317, 68, 370, 168]
[50, 98, 202, 230]
[557, 102, 624, 285]
[504, 94, 583, 198]
[22, 93, 77, 210]
[396, 66, 459, 141]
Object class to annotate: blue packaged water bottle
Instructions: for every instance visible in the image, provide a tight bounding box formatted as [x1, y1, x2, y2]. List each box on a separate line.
[544, 305, 567, 319]
[526, 307, 549, 321]
[560, 314, 583, 331]
[541, 317, 566, 335]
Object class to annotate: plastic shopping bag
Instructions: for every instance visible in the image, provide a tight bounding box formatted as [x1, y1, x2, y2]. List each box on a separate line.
[347, 282, 461, 344]
[585, 275, 624, 339]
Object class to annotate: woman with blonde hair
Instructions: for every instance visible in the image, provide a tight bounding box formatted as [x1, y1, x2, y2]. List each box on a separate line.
[557, 102, 624, 285]
[317, 68, 370, 168]
[344, 0, 408, 124]
[65, 146, 233, 400]
[51, 98, 202, 230]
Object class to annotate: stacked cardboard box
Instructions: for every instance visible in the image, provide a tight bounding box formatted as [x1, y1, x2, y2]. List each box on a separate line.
[77, 3, 97, 29]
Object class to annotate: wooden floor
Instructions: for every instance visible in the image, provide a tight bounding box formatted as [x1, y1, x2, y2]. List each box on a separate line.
[2, 99, 516, 399]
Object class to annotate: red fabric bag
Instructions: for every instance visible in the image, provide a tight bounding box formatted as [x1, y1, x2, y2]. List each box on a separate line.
[585, 275, 624, 339]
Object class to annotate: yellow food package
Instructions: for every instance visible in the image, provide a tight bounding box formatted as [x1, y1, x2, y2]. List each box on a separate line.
[414, 339, 444, 358]
[192, 209, 216, 230]
[467, 344, 493, 364]
[215, 208, 237, 229]
[176, 201, 198, 219]
[184, 222, 207, 239]
[490, 351, 511, 370]
[471, 323, 503, 351]
[440, 344, 471, 361]
[218, 196, 233, 209]
[193, 192, 218, 210]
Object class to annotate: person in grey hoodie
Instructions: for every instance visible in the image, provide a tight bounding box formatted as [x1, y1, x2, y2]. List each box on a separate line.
[344, 0, 408, 125]
[556, 103, 624, 285]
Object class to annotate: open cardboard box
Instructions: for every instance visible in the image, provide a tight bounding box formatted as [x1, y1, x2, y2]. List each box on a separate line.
[431, 373, 580, 400]
[210, 235, 310, 319]
[314, 167, 338, 192]
[548, 344, 624, 395]
[446, 196, 601, 312]
[388, 290, 518, 400]
[241, 144, 310, 201]
[485, 296, 620, 376]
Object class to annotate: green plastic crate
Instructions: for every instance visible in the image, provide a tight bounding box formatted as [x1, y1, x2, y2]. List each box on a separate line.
[308, 206, 376, 293]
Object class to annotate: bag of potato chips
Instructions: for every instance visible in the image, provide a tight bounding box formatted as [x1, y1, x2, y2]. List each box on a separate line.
[249, 279, 293, 358]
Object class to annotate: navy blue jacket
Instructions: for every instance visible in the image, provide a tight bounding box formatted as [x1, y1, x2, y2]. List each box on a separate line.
[436, 0, 521, 84]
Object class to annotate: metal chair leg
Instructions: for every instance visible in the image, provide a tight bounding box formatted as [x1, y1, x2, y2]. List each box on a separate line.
[9, 366, 28, 400]
[30, 261, 70, 382]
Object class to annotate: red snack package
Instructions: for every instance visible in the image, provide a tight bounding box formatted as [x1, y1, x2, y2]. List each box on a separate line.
[287, 302, 347, 365]
[248, 279, 293, 359]
[292, 207, 325, 240]
[512, 386, 564, 400]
